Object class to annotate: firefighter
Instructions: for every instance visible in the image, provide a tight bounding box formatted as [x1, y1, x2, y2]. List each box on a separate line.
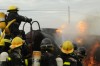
[6, 5, 32, 38]
[60, 41, 78, 66]
[6, 5, 32, 60]
[7, 37, 29, 66]
[0, 12, 10, 38]
[0, 12, 12, 53]
[72, 43, 83, 66]
[40, 38, 57, 66]
[77, 47, 86, 61]
[0, 12, 11, 37]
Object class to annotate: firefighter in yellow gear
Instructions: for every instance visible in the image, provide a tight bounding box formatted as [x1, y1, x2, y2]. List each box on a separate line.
[7, 37, 29, 66]
[0, 12, 10, 34]
[60, 41, 78, 66]
[6, 5, 32, 39]
[0, 12, 11, 53]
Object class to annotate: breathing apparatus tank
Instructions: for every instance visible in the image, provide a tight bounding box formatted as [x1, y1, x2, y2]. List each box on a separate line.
[56, 56, 63, 66]
[0, 52, 8, 66]
[32, 51, 41, 66]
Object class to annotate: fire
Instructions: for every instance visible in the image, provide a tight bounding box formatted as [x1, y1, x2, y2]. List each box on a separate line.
[75, 37, 84, 46]
[84, 41, 100, 66]
[76, 38, 83, 43]
[56, 24, 67, 34]
[77, 21, 87, 34]
[56, 29, 62, 33]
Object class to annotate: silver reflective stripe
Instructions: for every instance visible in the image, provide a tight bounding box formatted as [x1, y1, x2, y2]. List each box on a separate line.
[0, 18, 5, 21]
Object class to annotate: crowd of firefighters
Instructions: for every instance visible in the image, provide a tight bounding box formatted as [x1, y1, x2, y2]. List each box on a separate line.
[0, 5, 86, 66]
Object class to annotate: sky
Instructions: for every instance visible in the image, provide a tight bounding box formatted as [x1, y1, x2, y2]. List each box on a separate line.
[0, 0, 100, 34]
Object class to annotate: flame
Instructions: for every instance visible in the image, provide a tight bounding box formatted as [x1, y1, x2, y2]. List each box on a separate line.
[56, 24, 67, 34]
[84, 41, 100, 66]
[77, 21, 87, 34]
[76, 38, 83, 43]
[75, 37, 84, 46]
[56, 29, 62, 33]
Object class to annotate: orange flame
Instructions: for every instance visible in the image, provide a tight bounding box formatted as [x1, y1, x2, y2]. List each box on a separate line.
[56, 24, 67, 34]
[76, 38, 83, 43]
[84, 41, 100, 66]
[56, 29, 62, 33]
[77, 21, 87, 34]
[75, 37, 84, 46]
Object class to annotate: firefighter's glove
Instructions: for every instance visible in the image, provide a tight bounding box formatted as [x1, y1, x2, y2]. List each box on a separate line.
[28, 18, 32, 23]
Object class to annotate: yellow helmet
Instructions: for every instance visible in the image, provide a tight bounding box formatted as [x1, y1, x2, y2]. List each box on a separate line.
[0, 22, 6, 29]
[10, 37, 24, 49]
[0, 12, 6, 29]
[7, 5, 18, 12]
[61, 41, 74, 54]
[0, 12, 6, 19]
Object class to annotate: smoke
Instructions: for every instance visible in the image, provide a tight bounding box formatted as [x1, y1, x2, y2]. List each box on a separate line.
[62, 12, 100, 43]
[62, 23, 78, 42]
[81, 13, 100, 65]
[84, 13, 100, 35]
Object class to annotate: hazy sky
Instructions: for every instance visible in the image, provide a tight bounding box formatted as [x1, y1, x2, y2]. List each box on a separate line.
[0, 0, 100, 33]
